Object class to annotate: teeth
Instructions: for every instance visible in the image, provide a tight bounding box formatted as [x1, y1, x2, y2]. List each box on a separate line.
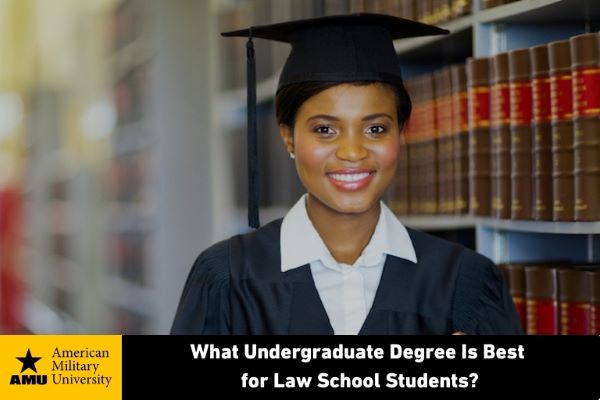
[329, 172, 371, 182]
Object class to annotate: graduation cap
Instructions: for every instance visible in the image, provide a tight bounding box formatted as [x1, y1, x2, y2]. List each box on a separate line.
[222, 13, 449, 228]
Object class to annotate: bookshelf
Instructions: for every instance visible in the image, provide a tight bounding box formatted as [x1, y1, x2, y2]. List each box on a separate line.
[470, 0, 600, 265]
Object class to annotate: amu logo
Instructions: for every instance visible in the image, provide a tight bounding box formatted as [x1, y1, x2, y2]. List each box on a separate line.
[10, 349, 48, 385]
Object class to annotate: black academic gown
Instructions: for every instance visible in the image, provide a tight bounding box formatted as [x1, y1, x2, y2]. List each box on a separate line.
[171, 218, 523, 335]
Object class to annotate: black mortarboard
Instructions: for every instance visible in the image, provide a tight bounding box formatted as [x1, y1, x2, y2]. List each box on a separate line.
[222, 13, 448, 228]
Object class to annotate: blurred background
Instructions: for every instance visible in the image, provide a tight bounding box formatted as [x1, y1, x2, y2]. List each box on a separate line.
[0, 0, 286, 335]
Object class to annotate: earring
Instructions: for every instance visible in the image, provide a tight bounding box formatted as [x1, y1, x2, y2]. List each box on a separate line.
[290, 153, 295, 159]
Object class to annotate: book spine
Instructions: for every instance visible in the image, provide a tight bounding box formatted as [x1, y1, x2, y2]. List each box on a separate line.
[531, 44, 553, 221]
[571, 33, 600, 220]
[491, 53, 511, 219]
[435, 68, 454, 214]
[509, 49, 533, 220]
[467, 57, 491, 216]
[525, 266, 559, 335]
[417, 0, 433, 23]
[395, 77, 414, 215]
[400, 0, 417, 20]
[423, 74, 438, 214]
[324, 0, 351, 14]
[396, 137, 409, 214]
[349, 0, 366, 12]
[502, 264, 527, 332]
[451, 64, 469, 214]
[549, 40, 575, 221]
[405, 76, 419, 214]
[558, 268, 592, 335]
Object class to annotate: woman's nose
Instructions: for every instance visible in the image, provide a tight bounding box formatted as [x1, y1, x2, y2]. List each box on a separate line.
[335, 132, 368, 161]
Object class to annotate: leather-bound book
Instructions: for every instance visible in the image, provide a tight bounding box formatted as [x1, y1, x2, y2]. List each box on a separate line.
[422, 73, 438, 214]
[590, 269, 600, 335]
[467, 57, 491, 216]
[490, 52, 511, 219]
[451, 64, 469, 214]
[392, 76, 413, 215]
[549, 40, 575, 221]
[324, 0, 351, 14]
[393, 131, 410, 215]
[349, 0, 366, 12]
[531, 44, 553, 220]
[570, 33, 600, 220]
[509, 48, 533, 220]
[435, 68, 454, 214]
[417, 0, 433, 23]
[525, 265, 559, 335]
[558, 268, 592, 335]
[500, 264, 527, 331]
[405, 76, 421, 214]
[399, 0, 417, 20]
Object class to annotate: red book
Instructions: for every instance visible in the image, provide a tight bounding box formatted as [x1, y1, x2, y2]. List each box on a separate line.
[530, 44, 553, 221]
[466, 57, 492, 216]
[570, 33, 600, 220]
[499, 264, 527, 331]
[509, 48, 533, 220]
[451, 64, 469, 214]
[549, 39, 575, 221]
[558, 268, 592, 335]
[525, 265, 559, 335]
[490, 52, 511, 219]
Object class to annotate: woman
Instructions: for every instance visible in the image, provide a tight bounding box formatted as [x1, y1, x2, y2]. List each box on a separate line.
[171, 14, 523, 335]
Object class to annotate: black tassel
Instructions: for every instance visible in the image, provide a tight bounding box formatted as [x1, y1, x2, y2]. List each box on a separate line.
[246, 31, 260, 228]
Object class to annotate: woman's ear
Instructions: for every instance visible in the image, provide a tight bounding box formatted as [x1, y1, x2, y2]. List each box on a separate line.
[279, 124, 295, 155]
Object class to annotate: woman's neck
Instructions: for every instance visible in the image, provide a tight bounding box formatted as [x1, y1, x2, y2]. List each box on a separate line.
[305, 194, 380, 265]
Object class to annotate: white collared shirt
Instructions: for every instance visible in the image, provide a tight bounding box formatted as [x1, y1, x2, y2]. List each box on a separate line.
[280, 194, 417, 335]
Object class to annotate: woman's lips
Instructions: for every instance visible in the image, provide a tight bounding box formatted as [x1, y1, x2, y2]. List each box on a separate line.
[326, 170, 375, 191]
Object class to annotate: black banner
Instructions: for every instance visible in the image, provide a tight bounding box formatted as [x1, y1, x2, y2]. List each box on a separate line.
[123, 336, 600, 399]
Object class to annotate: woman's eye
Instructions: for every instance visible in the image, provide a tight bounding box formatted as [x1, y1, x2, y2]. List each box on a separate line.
[367, 125, 386, 135]
[314, 126, 335, 136]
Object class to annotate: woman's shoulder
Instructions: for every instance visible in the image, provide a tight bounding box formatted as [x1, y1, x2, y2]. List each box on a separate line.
[403, 230, 521, 334]
[192, 217, 285, 280]
[405, 227, 493, 269]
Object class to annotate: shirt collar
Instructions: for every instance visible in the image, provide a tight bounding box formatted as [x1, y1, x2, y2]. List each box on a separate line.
[280, 194, 417, 272]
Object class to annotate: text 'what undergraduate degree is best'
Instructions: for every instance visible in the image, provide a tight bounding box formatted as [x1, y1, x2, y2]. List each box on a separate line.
[191, 343, 525, 363]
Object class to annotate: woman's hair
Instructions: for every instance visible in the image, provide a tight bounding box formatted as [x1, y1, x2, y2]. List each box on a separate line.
[275, 80, 412, 131]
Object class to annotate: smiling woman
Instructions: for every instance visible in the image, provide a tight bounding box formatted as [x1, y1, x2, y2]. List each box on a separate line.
[170, 13, 523, 335]
[279, 83, 403, 265]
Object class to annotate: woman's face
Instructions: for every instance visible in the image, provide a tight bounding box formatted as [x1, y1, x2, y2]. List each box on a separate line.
[280, 83, 401, 215]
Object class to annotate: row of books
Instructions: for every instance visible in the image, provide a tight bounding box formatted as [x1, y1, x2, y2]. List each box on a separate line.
[499, 263, 600, 335]
[392, 32, 600, 221]
[350, 0, 471, 25]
